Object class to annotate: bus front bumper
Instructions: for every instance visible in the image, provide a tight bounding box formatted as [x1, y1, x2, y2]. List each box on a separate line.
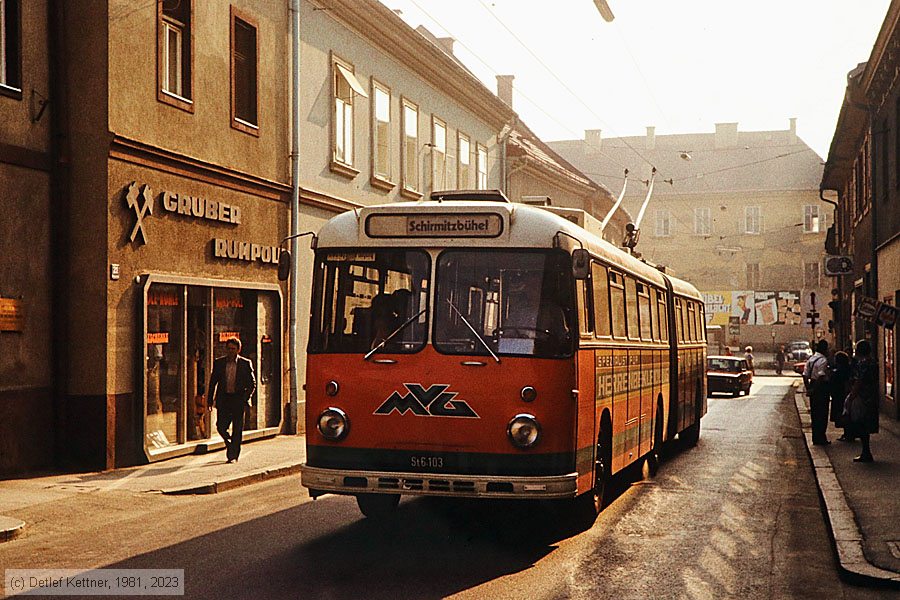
[301, 464, 579, 499]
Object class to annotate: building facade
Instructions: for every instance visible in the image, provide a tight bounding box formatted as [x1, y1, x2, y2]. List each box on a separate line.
[822, 0, 900, 421]
[550, 121, 831, 351]
[0, 0, 627, 475]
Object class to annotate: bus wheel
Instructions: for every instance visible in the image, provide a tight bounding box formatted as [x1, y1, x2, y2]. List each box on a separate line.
[647, 402, 664, 476]
[356, 493, 400, 518]
[573, 429, 611, 526]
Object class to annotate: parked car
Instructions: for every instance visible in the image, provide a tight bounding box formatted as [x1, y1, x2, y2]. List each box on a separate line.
[787, 340, 812, 361]
[707, 355, 753, 397]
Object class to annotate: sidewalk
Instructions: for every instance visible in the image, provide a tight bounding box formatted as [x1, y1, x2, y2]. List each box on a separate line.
[794, 383, 900, 586]
[0, 434, 306, 541]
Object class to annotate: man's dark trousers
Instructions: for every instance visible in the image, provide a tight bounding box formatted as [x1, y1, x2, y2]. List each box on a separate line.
[809, 384, 830, 444]
[217, 392, 246, 461]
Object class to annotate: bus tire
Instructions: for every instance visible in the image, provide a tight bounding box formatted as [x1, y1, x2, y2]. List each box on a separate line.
[573, 421, 612, 526]
[647, 399, 664, 476]
[681, 383, 702, 447]
[356, 493, 400, 518]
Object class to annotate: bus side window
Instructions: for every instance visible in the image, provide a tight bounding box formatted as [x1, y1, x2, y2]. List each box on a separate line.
[675, 299, 684, 343]
[625, 276, 639, 340]
[609, 271, 626, 338]
[637, 282, 652, 341]
[697, 303, 707, 340]
[686, 302, 696, 341]
[576, 278, 593, 337]
[657, 290, 668, 342]
[592, 262, 611, 338]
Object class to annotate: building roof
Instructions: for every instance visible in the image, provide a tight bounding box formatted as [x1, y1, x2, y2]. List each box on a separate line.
[549, 123, 824, 198]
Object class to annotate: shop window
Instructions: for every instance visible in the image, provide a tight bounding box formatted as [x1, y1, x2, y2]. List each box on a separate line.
[0, 0, 21, 97]
[158, 0, 192, 110]
[146, 284, 183, 449]
[144, 282, 281, 453]
[231, 8, 258, 134]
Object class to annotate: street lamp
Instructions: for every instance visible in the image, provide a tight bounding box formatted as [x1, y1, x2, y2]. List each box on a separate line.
[593, 0, 615, 22]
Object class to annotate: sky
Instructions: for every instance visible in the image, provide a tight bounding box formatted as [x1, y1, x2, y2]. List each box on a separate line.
[379, 0, 893, 160]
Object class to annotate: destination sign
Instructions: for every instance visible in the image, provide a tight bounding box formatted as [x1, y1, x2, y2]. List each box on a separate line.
[366, 213, 503, 238]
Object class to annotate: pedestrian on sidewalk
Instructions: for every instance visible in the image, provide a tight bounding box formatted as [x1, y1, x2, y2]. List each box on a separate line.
[744, 346, 755, 375]
[207, 337, 256, 463]
[775, 345, 787, 375]
[829, 350, 853, 442]
[845, 340, 878, 462]
[803, 339, 831, 445]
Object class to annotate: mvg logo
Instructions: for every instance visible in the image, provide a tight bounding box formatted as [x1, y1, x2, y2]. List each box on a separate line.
[374, 384, 479, 418]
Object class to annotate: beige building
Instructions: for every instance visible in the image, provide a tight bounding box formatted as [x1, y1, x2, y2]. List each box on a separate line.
[551, 121, 831, 350]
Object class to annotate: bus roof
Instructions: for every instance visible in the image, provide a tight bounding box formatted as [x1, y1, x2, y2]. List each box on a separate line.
[316, 197, 702, 301]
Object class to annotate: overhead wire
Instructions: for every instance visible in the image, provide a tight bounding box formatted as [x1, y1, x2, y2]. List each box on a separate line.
[405, 0, 633, 176]
[471, 0, 661, 176]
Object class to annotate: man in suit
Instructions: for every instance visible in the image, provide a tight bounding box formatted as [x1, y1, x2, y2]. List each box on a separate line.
[207, 337, 256, 462]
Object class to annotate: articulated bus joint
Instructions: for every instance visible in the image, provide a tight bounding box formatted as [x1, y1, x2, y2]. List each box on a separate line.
[300, 464, 578, 499]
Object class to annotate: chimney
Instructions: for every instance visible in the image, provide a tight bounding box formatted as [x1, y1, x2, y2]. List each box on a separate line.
[789, 117, 797, 142]
[714, 122, 738, 148]
[585, 129, 602, 155]
[496, 75, 514, 108]
[436, 36, 455, 57]
[646, 126, 656, 150]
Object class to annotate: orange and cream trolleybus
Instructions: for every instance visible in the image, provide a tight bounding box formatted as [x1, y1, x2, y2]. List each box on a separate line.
[299, 190, 707, 519]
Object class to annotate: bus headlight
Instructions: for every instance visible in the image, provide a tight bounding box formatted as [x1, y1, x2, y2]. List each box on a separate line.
[317, 407, 349, 441]
[507, 414, 541, 448]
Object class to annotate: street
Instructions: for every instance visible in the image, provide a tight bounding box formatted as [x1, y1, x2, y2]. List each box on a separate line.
[0, 377, 894, 599]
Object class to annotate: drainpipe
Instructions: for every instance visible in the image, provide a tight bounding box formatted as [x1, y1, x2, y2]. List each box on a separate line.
[288, 0, 301, 434]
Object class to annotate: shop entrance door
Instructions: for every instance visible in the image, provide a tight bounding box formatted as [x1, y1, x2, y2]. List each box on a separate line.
[187, 288, 211, 441]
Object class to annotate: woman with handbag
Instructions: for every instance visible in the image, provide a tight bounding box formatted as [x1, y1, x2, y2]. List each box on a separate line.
[844, 340, 879, 463]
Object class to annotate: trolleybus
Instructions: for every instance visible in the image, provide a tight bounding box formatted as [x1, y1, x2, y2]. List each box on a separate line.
[297, 190, 707, 520]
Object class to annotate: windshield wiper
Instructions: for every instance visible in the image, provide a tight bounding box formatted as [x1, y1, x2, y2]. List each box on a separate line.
[364, 308, 427, 361]
[446, 299, 500, 363]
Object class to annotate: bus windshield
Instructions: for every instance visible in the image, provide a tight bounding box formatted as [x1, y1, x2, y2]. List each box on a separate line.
[434, 250, 575, 358]
[308, 249, 430, 354]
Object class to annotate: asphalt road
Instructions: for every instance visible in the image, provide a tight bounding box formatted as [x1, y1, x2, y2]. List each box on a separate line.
[1, 376, 894, 599]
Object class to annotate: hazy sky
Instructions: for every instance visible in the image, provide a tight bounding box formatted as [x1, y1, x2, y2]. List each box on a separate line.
[381, 0, 892, 159]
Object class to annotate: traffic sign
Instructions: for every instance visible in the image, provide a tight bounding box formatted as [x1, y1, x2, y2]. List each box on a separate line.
[824, 255, 853, 276]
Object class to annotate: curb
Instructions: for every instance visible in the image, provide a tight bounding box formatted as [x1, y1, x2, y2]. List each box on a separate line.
[792, 388, 900, 587]
[0, 516, 25, 543]
[162, 463, 302, 495]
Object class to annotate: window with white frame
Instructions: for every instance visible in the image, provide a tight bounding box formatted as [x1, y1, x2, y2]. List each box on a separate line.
[457, 133, 471, 188]
[804, 261, 821, 288]
[803, 204, 825, 233]
[401, 98, 419, 192]
[333, 61, 355, 165]
[476, 144, 487, 189]
[160, 0, 191, 103]
[0, 0, 21, 93]
[744, 206, 761, 234]
[746, 263, 760, 289]
[432, 117, 447, 190]
[694, 206, 710, 235]
[372, 81, 391, 182]
[655, 210, 671, 237]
